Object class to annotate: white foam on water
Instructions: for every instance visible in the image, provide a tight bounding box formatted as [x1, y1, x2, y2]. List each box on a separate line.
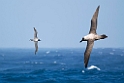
[109, 52, 114, 55]
[87, 65, 100, 71]
[82, 70, 85, 73]
[46, 51, 50, 54]
[53, 61, 57, 64]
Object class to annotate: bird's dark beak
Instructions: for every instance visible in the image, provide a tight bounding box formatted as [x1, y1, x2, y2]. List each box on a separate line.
[80, 38, 84, 43]
[80, 40, 82, 43]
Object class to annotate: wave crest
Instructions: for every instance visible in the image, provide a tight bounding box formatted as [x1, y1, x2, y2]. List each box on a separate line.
[87, 65, 100, 71]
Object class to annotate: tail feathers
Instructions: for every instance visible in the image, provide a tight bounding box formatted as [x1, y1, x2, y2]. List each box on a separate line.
[100, 34, 108, 39]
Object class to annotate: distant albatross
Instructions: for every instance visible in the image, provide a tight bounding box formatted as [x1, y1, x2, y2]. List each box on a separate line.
[80, 6, 108, 68]
[30, 27, 41, 55]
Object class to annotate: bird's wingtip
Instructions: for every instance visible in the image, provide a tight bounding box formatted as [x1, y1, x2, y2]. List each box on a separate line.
[97, 5, 100, 9]
[84, 64, 87, 68]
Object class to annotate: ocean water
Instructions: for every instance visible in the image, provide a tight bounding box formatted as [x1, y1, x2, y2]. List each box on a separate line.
[0, 48, 124, 83]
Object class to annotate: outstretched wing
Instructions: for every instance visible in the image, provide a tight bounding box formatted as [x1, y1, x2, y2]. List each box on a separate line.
[34, 27, 38, 38]
[89, 6, 100, 34]
[84, 40, 94, 68]
[35, 42, 38, 55]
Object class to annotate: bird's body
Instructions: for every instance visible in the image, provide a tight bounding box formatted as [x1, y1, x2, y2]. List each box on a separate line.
[80, 6, 108, 68]
[83, 34, 107, 41]
[84, 34, 97, 40]
[34, 38, 38, 42]
[30, 27, 41, 55]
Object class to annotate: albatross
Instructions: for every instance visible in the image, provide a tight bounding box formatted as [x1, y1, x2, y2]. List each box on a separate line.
[80, 6, 108, 68]
[30, 27, 41, 55]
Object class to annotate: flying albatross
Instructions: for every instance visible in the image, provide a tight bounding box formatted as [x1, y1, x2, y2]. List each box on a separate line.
[80, 6, 108, 68]
[30, 27, 41, 55]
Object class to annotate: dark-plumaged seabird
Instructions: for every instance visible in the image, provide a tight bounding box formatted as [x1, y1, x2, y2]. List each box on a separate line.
[80, 6, 108, 68]
[30, 27, 41, 55]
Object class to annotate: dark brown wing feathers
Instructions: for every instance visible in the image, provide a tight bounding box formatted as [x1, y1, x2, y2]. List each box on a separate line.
[89, 6, 100, 34]
[35, 42, 38, 55]
[84, 40, 94, 68]
[34, 27, 38, 38]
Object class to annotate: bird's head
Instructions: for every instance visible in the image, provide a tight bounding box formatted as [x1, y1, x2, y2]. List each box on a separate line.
[38, 39, 41, 41]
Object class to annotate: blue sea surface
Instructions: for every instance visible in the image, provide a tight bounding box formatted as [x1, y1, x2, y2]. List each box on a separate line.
[0, 48, 124, 83]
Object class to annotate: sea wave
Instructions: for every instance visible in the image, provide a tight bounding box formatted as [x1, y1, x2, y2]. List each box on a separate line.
[87, 65, 100, 71]
[46, 51, 50, 54]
